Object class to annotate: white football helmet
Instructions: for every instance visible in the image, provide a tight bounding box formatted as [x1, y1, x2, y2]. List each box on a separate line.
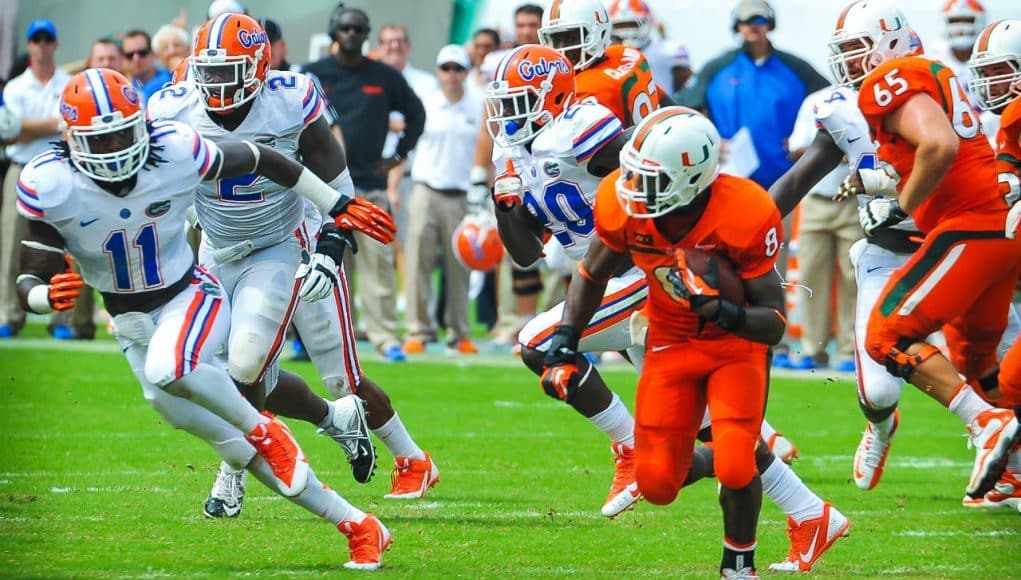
[828, 0, 912, 87]
[539, 0, 612, 71]
[616, 106, 720, 218]
[607, 0, 653, 49]
[944, 0, 987, 51]
[968, 20, 1021, 112]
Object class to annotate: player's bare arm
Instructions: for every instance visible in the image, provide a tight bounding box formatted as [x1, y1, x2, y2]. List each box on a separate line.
[494, 203, 547, 267]
[882, 94, 959, 214]
[16, 220, 79, 314]
[298, 116, 349, 181]
[561, 236, 630, 330]
[769, 130, 845, 217]
[733, 269, 788, 345]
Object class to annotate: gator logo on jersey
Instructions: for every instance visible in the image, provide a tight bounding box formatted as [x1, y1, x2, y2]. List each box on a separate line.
[543, 161, 561, 178]
[238, 29, 268, 49]
[200, 282, 221, 297]
[145, 200, 172, 218]
[518, 57, 571, 82]
[122, 85, 139, 106]
[254, 135, 277, 148]
[60, 102, 78, 122]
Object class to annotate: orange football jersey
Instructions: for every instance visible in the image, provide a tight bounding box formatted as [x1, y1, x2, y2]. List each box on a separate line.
[576, 44, 659, 129]
[594, 170, 782, 346]
[996, 98, 1021, 207]
[858, 56, 1002, 233]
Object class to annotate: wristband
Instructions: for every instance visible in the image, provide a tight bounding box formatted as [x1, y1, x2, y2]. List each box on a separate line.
[292, 167, 343, 216]
[27, 284, 53, 314]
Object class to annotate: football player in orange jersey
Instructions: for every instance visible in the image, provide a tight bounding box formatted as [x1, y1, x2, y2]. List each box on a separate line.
[830, 0, 1021, 500]
[967, 18, 1021, 509]
[544, 107, 789, 578]
[539, 0, 671, 129]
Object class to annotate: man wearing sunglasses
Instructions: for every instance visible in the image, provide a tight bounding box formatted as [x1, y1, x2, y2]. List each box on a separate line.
[122, 29, 172, 107]
[0, 19, 70, 340]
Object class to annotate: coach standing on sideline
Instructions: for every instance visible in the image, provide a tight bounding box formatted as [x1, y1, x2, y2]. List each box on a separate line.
[304, 5, 425, 363]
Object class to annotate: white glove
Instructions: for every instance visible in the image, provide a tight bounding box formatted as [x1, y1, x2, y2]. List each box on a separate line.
[295, 252, 339, 302]
[859, 196, 908, 236]
[1006, 202, 1021, 239]
[493, 173, 524, 208]
[858, 165, 900, 197]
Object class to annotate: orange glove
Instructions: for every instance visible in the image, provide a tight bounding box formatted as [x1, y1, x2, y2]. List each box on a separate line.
[48, 272, 83, 311]
[666, 249, 720, 310]
[332, 197, 397, 245]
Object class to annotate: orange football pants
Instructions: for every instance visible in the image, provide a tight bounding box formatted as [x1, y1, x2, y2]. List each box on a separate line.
[996, 340, 1021, 407]
[866, 212, 1021, 383]
[634, 338, 767, 505]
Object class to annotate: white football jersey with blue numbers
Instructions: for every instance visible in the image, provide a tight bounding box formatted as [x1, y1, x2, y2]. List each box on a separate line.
[493, 101, 622, 262]
[146, 70, 325, 250]
[15, 121, 218, 293]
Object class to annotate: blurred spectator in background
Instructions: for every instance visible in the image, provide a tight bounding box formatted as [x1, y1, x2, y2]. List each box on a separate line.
[262, 18, 297, 72]
[785, 88, 861, 372]
[208, 0, 247, 19]
[0, 19, 71, 339]
[378, 24, 438, 99]
[480, 3, 543, 82]
[304, 5, 425, 362]
[678, 0, 827, 189]
[607, 0, 676, 94]
[664, 40, 694, 101]
[403, 44, 481, 356]
[152, 25, 190, 74]
[122, 30, 171, 106]
[85, 38, 124, 72]
[467, 28, 500, 95]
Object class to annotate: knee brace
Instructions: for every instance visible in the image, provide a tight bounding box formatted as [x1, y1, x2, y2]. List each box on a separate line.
[884, 339, 940, 379]
[511, 267, 542, 296]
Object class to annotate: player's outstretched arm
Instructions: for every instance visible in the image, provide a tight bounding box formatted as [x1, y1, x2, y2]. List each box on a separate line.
[883, 94, 959, 214]
[16, 221, 82, 314]
[768, 130, 845, 217]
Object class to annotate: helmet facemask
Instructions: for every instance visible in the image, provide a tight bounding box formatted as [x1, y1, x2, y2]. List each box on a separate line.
[540, 24, 605, 71]
[616, 143, 714, 218]
[969, 57, 1021, 112]
[192, 47, 265, 113]
[485, 67, 568, 147]
[67, 110, 149, 182]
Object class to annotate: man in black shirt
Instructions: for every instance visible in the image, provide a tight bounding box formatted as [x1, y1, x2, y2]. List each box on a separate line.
[304, 6, 425, 362]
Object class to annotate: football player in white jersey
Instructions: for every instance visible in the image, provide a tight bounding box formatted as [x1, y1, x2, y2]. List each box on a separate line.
[16, 68, 392, 569]
[486, 49, 847, 555]
[771, 17, 1020, 502]
[147, 14, 439, 516]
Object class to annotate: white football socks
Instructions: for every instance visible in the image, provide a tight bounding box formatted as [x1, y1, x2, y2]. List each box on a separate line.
[248, 456, 366, 525]
[948, 384, 991, 426]
[165, 363, 266, 433]
[589, 392, 635, 447]
[372, 413, 425, 460]
[761, 455, 824, 523]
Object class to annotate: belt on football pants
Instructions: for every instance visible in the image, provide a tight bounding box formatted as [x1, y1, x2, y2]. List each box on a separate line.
[868, 227, 923, 255]
[102, 268, 193, 316]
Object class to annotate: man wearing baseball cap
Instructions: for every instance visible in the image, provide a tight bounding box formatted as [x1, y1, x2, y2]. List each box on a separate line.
[403, 44, 482, 356]
[0, 18, 71, 339]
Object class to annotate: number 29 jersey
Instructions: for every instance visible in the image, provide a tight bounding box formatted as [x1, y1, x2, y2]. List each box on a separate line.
[146, 70, 325, 250]
[493, 101, 623, 262]
[858, 56, 1002, 233]
[15, 121, 218, 293]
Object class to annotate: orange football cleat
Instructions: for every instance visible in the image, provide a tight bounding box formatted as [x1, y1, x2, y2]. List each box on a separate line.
[769, 502, 851, 572]
[384, 453, 440, 499]
[602, 443, 641, 517]
[338, 513, 392, 570]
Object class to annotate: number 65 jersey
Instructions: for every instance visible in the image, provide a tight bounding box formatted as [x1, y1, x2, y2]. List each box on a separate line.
[494, 100, 623, 263]
[146, 70, 324, 250]
[858, 56, 1002, 234]
[15, 122, 218, 293]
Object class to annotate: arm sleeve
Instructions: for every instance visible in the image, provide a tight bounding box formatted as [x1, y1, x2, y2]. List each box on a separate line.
[393, 72, 426, 158]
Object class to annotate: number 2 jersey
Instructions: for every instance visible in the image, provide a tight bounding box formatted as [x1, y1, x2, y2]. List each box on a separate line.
[858, 56, 1003, 233]
[493, 101, 623, 263]
[15, 122, 218, 293]
[146, 70, 325, 250]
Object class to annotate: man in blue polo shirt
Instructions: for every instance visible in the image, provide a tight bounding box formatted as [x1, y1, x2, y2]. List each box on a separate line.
[678, 0, 827, 189]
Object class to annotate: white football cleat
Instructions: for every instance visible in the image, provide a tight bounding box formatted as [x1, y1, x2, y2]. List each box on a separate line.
[965, 409, 1020, 498]
[318, 395, 377, 484]
[767, 432, 799, 464]
[852, 410, 899, 490]
[720, 566, 759, 579]
[962, 469, 1021, 509]
[768, 502, 851, 572]
[203, 461, 246, 518]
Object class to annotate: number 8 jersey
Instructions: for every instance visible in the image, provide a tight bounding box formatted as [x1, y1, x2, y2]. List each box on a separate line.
[494, 100, 623, 262]
[858, 56, 1002, 233]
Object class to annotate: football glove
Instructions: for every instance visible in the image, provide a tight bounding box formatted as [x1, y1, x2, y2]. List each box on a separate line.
[666, 250, 720, 311]
[859, 196, 908, 236]
[47, 272, 83, 311]
[493, 173, 523, 210]
[330, 196, 397, 245]
[468, 165, 491, 211]
[539, 325, 583, 403]
[295, 224, 357, 302]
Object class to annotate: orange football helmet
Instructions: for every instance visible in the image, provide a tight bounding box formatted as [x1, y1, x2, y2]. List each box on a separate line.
[484, 44, 575, 147]
[171, 57, 192, 84]
[452, 213, 504, 272]
[60, 68, 149, 182]
[191, 13, 271, 112]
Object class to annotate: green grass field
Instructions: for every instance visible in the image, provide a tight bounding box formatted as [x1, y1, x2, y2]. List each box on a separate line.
[0, 334, 1017, 578]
